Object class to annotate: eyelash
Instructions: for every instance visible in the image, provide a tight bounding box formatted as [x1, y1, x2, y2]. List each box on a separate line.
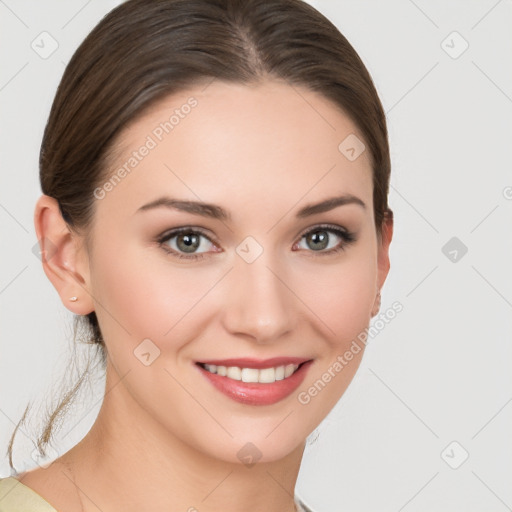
[156, 224, 357, 261]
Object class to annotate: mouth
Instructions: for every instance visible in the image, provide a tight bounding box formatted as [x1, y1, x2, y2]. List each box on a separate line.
[196, 360, 308, 383]
[194, 357, 314, 405]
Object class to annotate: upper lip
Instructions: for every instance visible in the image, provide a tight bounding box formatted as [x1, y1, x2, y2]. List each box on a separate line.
[196, 357, 312, 369]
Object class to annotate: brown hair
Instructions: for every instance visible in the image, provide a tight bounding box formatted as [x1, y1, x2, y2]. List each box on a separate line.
[7, 0, 392, 472]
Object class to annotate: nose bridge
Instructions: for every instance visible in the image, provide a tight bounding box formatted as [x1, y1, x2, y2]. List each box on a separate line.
[221, 248, 295, 343]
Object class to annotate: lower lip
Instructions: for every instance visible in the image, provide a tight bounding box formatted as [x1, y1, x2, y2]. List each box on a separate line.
[195, 361, 313, 406]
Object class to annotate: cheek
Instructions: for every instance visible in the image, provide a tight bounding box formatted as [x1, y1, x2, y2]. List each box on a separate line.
[294, 251, 377, 346]
[292, 255, 376, 422]
[89, 244, 218, 350]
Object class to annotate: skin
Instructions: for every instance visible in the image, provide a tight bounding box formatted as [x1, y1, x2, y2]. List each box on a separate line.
[20, 79, 392, 512]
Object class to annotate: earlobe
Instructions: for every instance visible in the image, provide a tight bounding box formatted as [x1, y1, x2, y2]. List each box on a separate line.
[373, 209, 394, 315]
[370, 290, 381, 318]
[33, 194, 95, 315]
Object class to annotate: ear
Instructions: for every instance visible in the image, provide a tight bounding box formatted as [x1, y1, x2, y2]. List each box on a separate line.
[33, 194, 95, 315]
[371, 209, 394, 317]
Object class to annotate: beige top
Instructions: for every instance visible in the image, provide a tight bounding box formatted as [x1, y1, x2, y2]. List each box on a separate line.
[0, 477, 57, 511]
[0, 476, 314, 511]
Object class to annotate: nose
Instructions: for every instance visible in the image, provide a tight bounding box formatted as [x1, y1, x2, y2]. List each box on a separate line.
[221, 253, 297, 344]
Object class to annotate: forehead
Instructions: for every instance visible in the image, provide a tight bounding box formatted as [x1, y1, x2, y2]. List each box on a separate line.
[98, 79, 373, 223]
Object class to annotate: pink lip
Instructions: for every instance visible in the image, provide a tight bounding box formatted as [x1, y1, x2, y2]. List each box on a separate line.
[195, 359, 314, 406]
[196, 357, 311, 369]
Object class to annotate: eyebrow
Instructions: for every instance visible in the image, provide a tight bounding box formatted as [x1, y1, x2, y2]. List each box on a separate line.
[296, 194, 366, 217]
[136, 194, 366, 220]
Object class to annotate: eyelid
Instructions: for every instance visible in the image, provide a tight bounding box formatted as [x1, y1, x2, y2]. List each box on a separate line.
[297, 222, 351, 239]
[157, 225, 217, 244]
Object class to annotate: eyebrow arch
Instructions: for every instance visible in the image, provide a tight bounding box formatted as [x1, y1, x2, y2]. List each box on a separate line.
[136, 197, 230, 220]
[296, 194, 366, 217]
[135, 194, 366, 220]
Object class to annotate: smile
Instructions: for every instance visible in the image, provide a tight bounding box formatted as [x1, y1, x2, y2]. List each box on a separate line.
[195, 358, 314, 406]
[198, 362, 300, 383]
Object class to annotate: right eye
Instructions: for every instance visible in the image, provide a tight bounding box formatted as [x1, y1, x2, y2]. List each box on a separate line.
[157, 227, 221, 260]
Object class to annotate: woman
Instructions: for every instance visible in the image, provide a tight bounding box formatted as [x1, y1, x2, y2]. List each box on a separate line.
[0, 0, 393, 510]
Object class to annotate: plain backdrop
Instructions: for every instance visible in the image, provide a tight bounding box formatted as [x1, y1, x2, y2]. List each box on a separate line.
[1, 1, 511, 511]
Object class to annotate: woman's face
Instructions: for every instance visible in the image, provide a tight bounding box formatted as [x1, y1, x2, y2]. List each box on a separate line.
[82, 79, 391, 463]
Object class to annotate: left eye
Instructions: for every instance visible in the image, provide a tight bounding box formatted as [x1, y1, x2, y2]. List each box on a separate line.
[294, 225, 356, 254]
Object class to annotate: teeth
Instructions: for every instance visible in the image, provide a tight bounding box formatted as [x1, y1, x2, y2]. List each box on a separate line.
[202, 363, 300, 383]
[258, 367, 277, 383]
[241, 368, 259, 382]
[226, 366, 242, 380]
[284, 364, 296, 378]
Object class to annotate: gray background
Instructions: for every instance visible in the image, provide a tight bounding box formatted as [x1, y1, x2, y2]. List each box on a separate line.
[1, 1, 511, 511]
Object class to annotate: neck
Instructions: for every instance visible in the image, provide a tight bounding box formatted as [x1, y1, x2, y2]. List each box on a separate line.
[64, 364, 305, 512]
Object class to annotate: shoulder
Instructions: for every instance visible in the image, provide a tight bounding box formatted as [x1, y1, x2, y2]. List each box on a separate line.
[0, 476, 58, 512]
